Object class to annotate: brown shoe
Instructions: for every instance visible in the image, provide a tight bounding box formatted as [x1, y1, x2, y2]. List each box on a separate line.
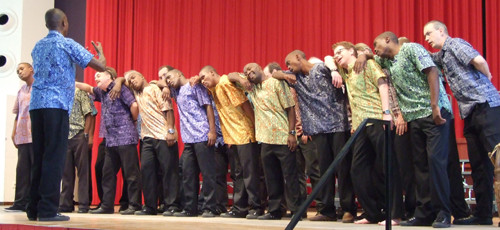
[308, 213, 337, 221]
[342, 212, 355, 223]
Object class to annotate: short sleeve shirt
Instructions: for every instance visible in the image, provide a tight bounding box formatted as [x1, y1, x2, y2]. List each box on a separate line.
[134, 84, 177, 140]
[375, 43, 452, 122]
[340, 60, 386, 129]
[93, 82, 138, 147]
[13, 84, 32, 144]
[172, 83, 211, 144]
[431, 37, 500, 119]
[68, 89, 93, 139]
[292, 63, 349, 135]
[30, 31, 93, 114]
[209, 75, 256, 145]
[247, 78, 295, 145]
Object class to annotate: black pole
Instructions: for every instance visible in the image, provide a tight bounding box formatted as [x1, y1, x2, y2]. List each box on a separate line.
[482, 0, 486, 59]
[385, 123, 393, 230]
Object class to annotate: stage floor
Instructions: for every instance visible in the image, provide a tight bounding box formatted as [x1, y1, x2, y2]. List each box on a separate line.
[1, 206, 499, 230]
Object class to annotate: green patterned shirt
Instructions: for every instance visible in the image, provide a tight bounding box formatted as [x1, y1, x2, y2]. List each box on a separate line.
[68, 88, 92, 139]
[340, 60, 386, 130]
[374, 43, 452, 122]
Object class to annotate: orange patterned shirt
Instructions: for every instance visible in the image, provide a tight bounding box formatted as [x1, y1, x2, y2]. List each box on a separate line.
[134, 84, 178, 141]
[209, 75, 255, 145]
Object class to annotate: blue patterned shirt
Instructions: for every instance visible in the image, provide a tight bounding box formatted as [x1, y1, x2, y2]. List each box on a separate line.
[30, 31, 93, 114]
[93, 82, 138, 147]
[375, 43, 452, 122]
[172, 83, 222, 144]
[431, 37, 500, 119]
[291, 63, 349, 135]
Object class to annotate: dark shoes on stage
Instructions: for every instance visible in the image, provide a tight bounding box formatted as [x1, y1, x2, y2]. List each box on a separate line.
[401, 213, 451, 228]
[38, 213, 70, 221]
[220, 209, 248, 218]
[173, 210, 197, 217]
[135, 207, 157, 215]
[90, 207, 114, 214]
[257, 212, 282, 220]
[245, 209, 263, 219]
[4, 205, 25, 212]
[452, 215, 493, 225]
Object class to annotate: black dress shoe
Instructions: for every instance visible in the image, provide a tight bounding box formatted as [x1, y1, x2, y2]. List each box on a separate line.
[38, 213, 70, 221]
[432, 214, 451, 228]
[453, 215, 492, 225]
[119, 204, 129, 212]
[220, 209, 247, 218]
[77, 209, 89, 213]
[246, 209, 263, 219]
[135, 208, 157, 215]
[400, 217, 433, 226]
[173, 210, 197, 217]
[89, 207, 114, 214]
[257, 212, 282, 220]
[4, 205, 25, 212]
[89, 204, 101, 211]
[201, 210, 217, 218]
[120, 208, 138, 215]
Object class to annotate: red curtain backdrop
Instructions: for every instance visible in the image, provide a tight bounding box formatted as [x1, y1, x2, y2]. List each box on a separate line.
[84, 0, 496, 205]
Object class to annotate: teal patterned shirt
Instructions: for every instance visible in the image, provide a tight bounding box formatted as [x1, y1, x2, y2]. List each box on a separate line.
[375, 43, 452, 122]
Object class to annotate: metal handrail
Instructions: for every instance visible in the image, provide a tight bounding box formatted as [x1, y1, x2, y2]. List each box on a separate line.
[286, 118, 393, 230]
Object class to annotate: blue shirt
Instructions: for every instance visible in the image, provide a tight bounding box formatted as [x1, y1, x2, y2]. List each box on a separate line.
[30, 31, 93, 114]
[291, 63, 349, 135]
[171, 83, 215, 144]
[431, 37, 500, 119]
[93, 82, 138, 147]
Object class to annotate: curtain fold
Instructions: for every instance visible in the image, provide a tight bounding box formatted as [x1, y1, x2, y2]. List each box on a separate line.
[85, 0, 492, 205]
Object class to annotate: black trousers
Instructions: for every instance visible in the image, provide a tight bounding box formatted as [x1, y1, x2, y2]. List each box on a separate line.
[101, 144, 141, 211]
[284, 137, 321, 212]
[60, 131, 90, 210]
[411, 108, 452, 220]
[95, 139, 128, 207]
[214, 144, 230, 212]
[181, 141, 217, 213]
[464, 103, 500, 219]
[28, 108, 69, 219]
[261, 144, 301, 215]
[140, 137, 180, 211]
[230, 142, 264, 213]
[394, 129, 416, 218]
[13, 143, 34, 208]
[448, 120, 471, 219]
[351, 124, 403, 222]
[310, 132, 355, 218]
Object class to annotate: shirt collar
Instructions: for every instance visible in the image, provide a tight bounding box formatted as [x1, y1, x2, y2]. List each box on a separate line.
[442, 36, 452, 51]
[106, 82, 115, 92]
[48, 30, 63, 37]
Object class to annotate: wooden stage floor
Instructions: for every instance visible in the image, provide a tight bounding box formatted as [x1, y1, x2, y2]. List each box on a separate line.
[1, 206, 499, 230]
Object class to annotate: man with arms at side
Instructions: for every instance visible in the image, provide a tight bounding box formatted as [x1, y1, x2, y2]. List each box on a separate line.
[5, 63, 35, 212]
[192, 66, 264, 219]
[28, 8, 106, 221]
[424, 20, 500, 226]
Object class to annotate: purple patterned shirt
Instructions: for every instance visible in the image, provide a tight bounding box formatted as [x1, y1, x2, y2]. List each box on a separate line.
[93, 82, 138, 147]
[172, 83, 220, 144]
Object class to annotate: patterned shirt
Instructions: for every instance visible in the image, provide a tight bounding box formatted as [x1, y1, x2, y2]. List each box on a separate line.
[340, 60, 386, 130]
[375, 43, 452, 122]
[247, 78, 295, 145]
[30, 31, 93, 114]
[172, 83, 212, 144]
[291, 63, 349, 135]
[431, 37, 500, 119]
[68, 89, 93, 139]
[13, 84, 32, 145]
[209, 75, 256, 145]
[134, 84, 178, 140]
[93, 82, 138, 147]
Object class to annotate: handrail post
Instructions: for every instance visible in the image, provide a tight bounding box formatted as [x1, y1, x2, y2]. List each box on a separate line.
[385, 122, 392, 230]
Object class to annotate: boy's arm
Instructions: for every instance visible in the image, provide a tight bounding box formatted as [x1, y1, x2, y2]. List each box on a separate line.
[165, 109, 176, 146]
[205, 104, 216, 146]
[241, 100, 255, 125]
[286, 106, 297, 152]
[272, 71, 297, 85]
[424, 66, 446, 125]
[130, 102, 139, 122]
[109, 77, 130, 100]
